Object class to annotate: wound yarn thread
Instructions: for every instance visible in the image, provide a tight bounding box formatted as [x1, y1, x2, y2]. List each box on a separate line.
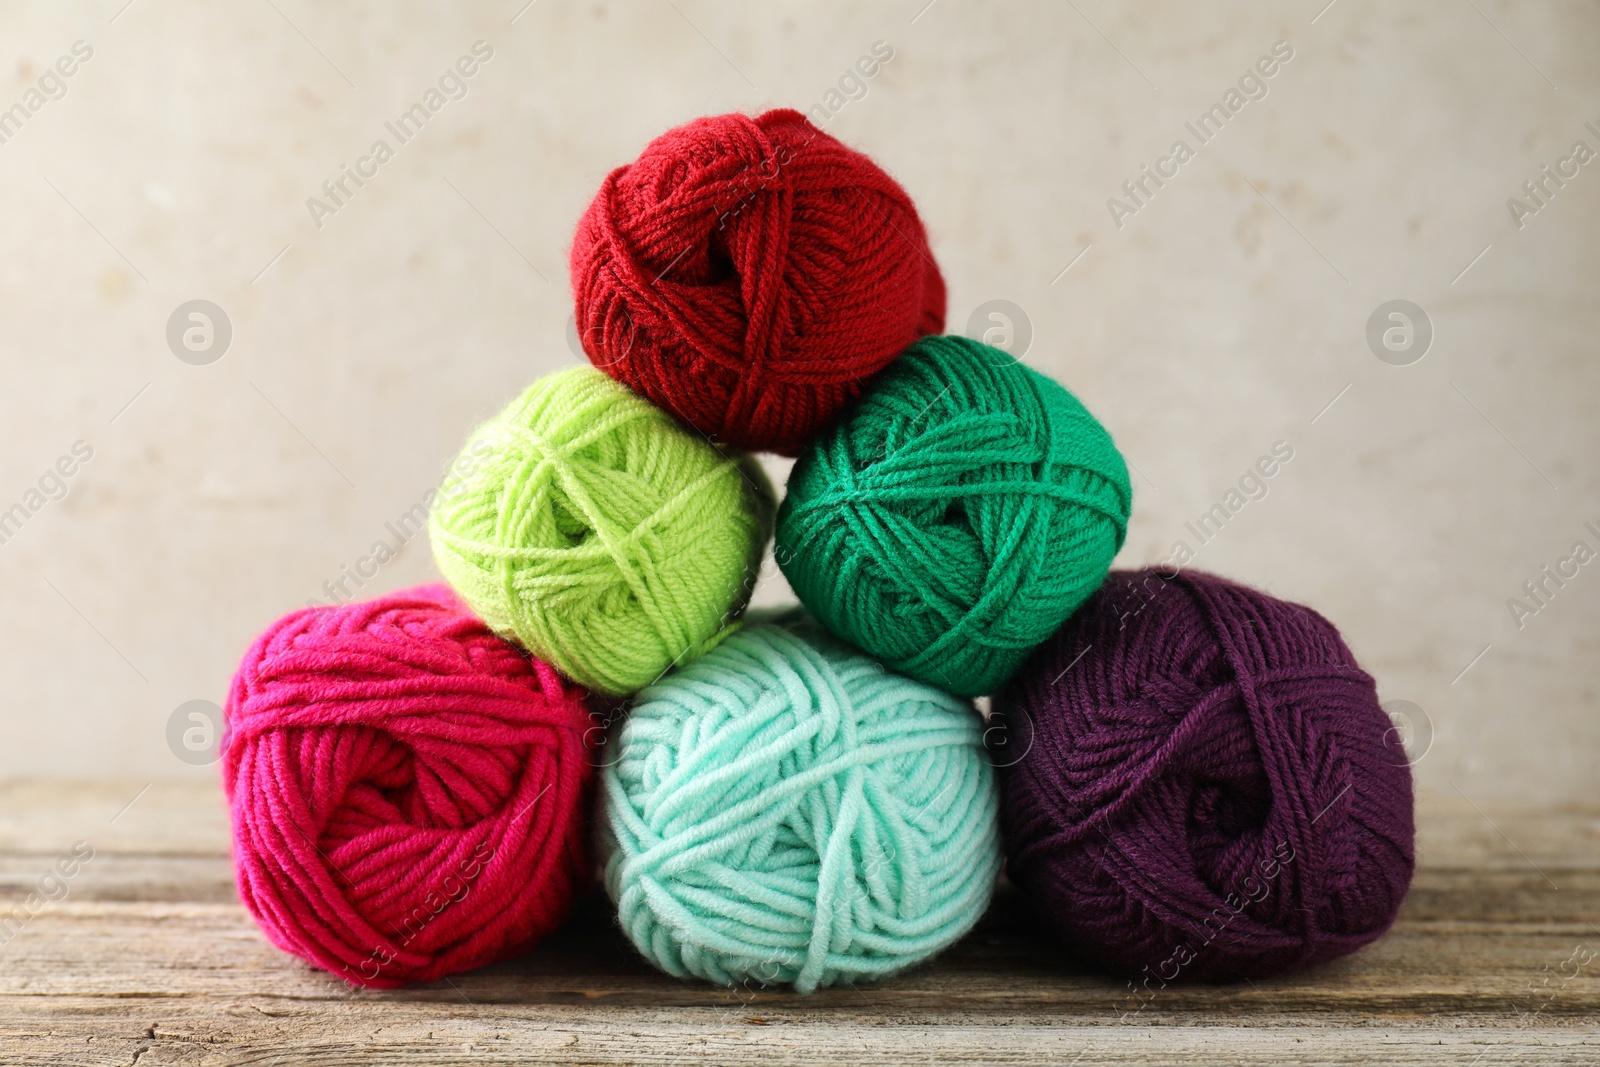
[997, 568, 1415, 983]
[571, 108, 946, 455]
[777, 334, 1131, 696]
[222, 584, 594, 988]
[429, 367, 774, 697]
[600, 617, 1001, 993]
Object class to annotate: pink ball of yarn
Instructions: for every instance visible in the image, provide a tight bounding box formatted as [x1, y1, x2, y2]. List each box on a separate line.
[222, 583, 595, 987]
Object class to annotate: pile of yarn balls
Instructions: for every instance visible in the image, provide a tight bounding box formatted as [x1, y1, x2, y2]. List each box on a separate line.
[221, 108, 1415, 994]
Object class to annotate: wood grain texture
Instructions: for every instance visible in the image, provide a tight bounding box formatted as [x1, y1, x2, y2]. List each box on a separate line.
[0, 782, 1596, 1065]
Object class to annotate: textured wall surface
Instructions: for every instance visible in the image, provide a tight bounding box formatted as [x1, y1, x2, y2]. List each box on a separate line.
[0, 0, 1594, 807]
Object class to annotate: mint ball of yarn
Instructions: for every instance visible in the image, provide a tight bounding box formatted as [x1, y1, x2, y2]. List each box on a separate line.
[998, 569, 1415, 983]
[429, 367, 774, 697]
[599, 618, 1001, 993]
[777, 335, 1131, 696]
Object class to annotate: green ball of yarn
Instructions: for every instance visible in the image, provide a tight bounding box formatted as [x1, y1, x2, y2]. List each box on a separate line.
[777, 335, 1131, 696]
[600, 617, 1000, 993]
[429, 366, 774, 697]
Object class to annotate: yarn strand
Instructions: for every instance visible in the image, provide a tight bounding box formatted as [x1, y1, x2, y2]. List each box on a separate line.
[998, 569, 1415, 982]
[778, 334, 1131, 695]
[601, 618, 1000, 993]
[429, 367, 774, 696]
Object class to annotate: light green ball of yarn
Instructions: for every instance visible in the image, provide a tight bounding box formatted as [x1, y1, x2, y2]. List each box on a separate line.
[428, 367, 774, 697]
[600, 617, 1001, 993]
[777, 334, 1131, 696]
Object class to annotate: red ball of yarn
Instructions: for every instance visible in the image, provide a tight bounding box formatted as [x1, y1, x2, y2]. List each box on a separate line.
[571, 108, 946, 455]
[222, 584, 594, 987]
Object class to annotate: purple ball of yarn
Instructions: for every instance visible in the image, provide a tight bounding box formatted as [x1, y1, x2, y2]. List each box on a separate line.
[996, 568, 1414, 983]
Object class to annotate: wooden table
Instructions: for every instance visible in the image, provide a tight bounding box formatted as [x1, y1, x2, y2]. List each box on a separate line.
[1, 781, 1595, 1065]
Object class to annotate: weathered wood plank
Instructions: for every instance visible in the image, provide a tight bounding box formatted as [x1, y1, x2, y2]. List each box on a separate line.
[4, 851, 1595, 924]
[0, 781, 1596, 1064]
[3, 1004, 1599, 1067]
[3, 891, 1598, 1014]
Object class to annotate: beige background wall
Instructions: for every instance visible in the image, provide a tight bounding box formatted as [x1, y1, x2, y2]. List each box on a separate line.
[0, 0, 1594, 808]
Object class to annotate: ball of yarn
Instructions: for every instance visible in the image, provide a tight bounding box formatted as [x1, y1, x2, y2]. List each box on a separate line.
[997, 569, 1415, 983]
[222, 584, 594, 988]
[600, 617, 1001, 993]
[777, 334, 1131, 696]
[429, 366, 774, 697]
[571, 108, 946, 455]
